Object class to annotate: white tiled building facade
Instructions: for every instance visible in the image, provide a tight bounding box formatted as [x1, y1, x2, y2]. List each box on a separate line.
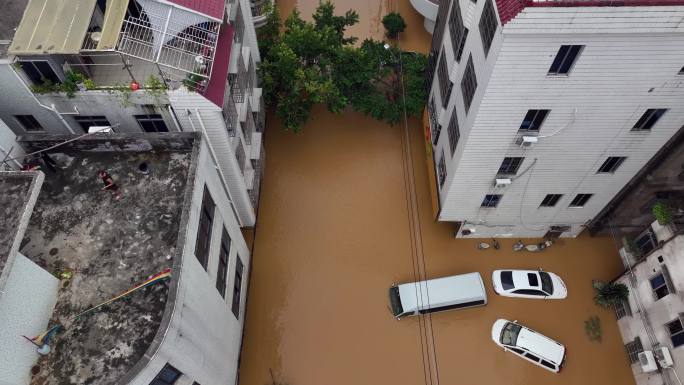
[419, 0, 684, 238]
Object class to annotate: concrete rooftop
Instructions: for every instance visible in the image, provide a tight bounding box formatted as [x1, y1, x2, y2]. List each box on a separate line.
[18, 135, 195, 385]
[0, 172, 37, 275]
[0, 0, 29, 58]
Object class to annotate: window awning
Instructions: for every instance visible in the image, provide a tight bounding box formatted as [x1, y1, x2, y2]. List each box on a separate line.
[9, 0, 97, 55]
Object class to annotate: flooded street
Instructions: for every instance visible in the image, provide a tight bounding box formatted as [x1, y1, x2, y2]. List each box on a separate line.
[239, 2, 636, 385]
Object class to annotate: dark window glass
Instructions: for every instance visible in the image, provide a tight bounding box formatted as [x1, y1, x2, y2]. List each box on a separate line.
[438, 151, 447, 188]
[625, 337, 643, 364]
[540, 360, 556, 370]
[73, 116, 111, 132]
[509, 347, 524, 355]
[431, 1, 451, 56]
[216, 228, 231, 298]
[679, 66, 684, 75]
[456, 29, 469, 62]
[651, 272, 670, 300]
[540, 194, 563, 207]
[501, 271, 514, 290]
[14, 115, 43, 132]
[135, 114, 169, 132]
[632, 109, 667, 131]
[548, 45, 583, 75]
[437, 54, 452, 106]
[195, 187, 215, 270]
[513, 289, 545, 296]
[232, 256, 244, 318]
[636, 229, 657, 256]
[461, 55, 477, 113]
[524, 352, 540, 362]
[234, 4, 245, 43]
[497, 157, 524, 175]
[598, 156, 627, 173]
[667, 319, 684, 347]
[539, 272, 554, 295]
[429, 98, 441, 145]
[569, 193, 592, 207]
[447, 109, 460, 156]
[500, 322, 521, 346]
[150, 364, 182, 385]
[519, 109, 549, 131]
[527, 273, 539, 287]
[18, 60, 60, 84]
[449, 2, 466, 62]
[614, 300, 631, 320]
[481, 194, 501, 208]
[479, 0, 498, 56]
[236, 138, 246, 174]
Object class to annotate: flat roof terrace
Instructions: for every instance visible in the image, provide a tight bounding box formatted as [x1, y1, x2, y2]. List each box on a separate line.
[18, 134, 197, 385]
[0, 171, 38, 276]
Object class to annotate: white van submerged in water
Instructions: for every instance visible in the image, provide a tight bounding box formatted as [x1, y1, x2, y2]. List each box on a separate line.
[389, 272, 487, 319]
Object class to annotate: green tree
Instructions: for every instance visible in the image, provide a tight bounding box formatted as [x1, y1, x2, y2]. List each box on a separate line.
[257, 0, 281, 59]
[593, 280, 629, 308]
[382, 12, 407, 39]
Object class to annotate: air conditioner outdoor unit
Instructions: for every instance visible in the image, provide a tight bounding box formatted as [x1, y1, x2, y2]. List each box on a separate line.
[88, 126, 112, 134]
[494, 178, 512, 188]
[639, 351, 658, 373]
[519, 136, 538, 148]
[655, 347, 674, 368]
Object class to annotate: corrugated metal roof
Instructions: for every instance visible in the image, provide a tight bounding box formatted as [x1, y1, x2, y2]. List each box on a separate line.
[8, 0, 97, 55]
[165, 0, 224, 20]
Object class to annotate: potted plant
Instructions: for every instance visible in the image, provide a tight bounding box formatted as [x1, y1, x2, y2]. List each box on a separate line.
[382, 12, 406, 39]
[652, 201, 673, 225]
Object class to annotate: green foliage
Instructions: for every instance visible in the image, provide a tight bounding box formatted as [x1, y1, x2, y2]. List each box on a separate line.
[260, 2, 427, 132]
[382, 12, 407, 39]
[30, 70, 90, 98]
[624, 236, 643, 258]
[83, 78, 97, 90]
[144, 75, 168, 106]
[584, 316, 602, 342]
[107, 84, 133, 108]
[652, 201, 673, 225]
[257, 0, 281, 59]
[593, 280, 629, 308]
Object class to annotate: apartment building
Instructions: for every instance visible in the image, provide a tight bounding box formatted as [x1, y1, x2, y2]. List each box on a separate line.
[417, 0, 684, 238]
[0, 133, 252, 385]
[614, 222, 683, 385]
[0, 0, 264, 227]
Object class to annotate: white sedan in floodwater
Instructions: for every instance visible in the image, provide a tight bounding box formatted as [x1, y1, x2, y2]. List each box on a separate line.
[491, 269, 567, 299]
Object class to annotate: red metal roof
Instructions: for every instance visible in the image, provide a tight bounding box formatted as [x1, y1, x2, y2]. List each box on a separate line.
[204, 23, 233, 107]
[167, 0, 224, 20]
[496, 0, 684, 25]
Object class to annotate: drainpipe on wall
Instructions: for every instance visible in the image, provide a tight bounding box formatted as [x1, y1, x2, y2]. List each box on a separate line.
[10, 65, 77, 134]
[187, 109, 244, 227]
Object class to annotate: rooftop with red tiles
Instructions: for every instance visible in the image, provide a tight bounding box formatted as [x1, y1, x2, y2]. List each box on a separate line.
[167, 0, 225, 20]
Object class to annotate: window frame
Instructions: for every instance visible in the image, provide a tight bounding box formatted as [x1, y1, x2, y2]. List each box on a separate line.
[437, 151, 447, 188]
[437, 53, 452, 107]
[17, 60, 60, 85]
[449, 1, 467, 62]
[597, 156, 627, 174]
[632, 109, 667, 131]
[150, 364, 182, 385]
[548, 45, 584, 75]
[614, 299, 631, 320]
[497, 157, 524, 176]
[216, 228, 231, 298]
[231, 256, 244, 318]
[194, 187, 215, 270]
[479, 0, 498, 57]
[625, 337, 643, 364]
[481, 194, 502, 208]
[519, 109, 549, 132]
[429, 98, 441, 145]
[73, 115, 111, 132]
[569, 193, 592, 208]
[540, 194, 563, 208]
[460, 55, 477, 113]
[666, 318, 684, 347]
[14, 115, 44, 132]
[134, 113, 169, 133]
[447, 108, 460, 156]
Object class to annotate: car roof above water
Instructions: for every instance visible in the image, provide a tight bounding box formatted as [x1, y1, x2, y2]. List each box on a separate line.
[397, 272, 486, 311]
[516, 326, 565, 364]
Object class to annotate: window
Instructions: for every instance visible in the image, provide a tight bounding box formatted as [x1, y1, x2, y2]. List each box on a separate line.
[437, 54, 452, 107]
[569, 193, 592, 208]
[461, 55, 477, 113]
[524, 352, 540, 362]
[540, 194, 563, 207]
[497, 157, 524, 175]
[540, 360, 556, 370]
[135, 114, 169, 132]
[448, 2, 466, 62]
[74, 116, 111, 132]
[429, 98, 441, 145]
[14, 115, 43, 132]
[679, 66, 684, 75]
[548, 45, 583, 75]
[431, 1, 451, 55]
[501, 271, 514, 290]
[479, 0, 498, 56]
[216, 229, 231, 298]
[236, 139, 246, 174]
[150, 364, 182, 385]
[650, 270, 673, 300]
[614, 299, 631, 320]
[636, 228, 657, 255]
[598, 157, 626, 173]
[18, 60, 60, 85]
[481, 194, 502, 208]
[519, 109, 549, 131]
[625, 338, 643, 364]
[513, 289, 545, 296]
[666, 318, 684, 347]
[438, 151, 447, 188]
[234, 4, 245, 44]
[195, 187, 215, 270]
[447, 109, 460, 156]
[527, 273, 539, 286]
[231, 256, 244, 318]
[632, 109, 667, 131]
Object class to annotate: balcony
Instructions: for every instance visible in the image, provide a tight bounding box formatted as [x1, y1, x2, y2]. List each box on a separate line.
[409, 0, 439, 33]
[251, 0, 270, 28]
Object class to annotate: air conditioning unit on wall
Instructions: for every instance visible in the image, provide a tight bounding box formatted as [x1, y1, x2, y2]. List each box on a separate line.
[519, 136, 538, 148]
[655, 347, 674, 368]
[639, 351, 658, 373]
[494, 178, 512, 188]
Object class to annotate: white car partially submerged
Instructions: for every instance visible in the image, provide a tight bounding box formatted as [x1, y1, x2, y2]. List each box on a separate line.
[491, 269, 567, 299]
[491, 319, 566, 373]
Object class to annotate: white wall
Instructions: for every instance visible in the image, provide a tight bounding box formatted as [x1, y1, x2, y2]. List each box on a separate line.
[0, 119, 24, 170]
[129, 139, 251, 385]
[429, 5, 684, 238]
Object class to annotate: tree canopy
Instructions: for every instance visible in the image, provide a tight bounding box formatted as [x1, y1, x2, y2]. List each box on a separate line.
[258, 2, 427, 132]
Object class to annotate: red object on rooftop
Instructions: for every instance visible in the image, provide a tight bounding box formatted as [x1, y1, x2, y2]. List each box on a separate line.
[130, 81, 140, 91]
[167, 0, 225, 20]
[204, 23, 234, 107]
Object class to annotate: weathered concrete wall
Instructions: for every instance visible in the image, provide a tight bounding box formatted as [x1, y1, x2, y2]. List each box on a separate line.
[0, 119, 25, 170]
[18, 132, 198, 153]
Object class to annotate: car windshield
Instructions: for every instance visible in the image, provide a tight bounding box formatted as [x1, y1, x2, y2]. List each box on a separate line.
[500, 322, 522, 346]
[389, 286, 403, 316]
[501, 271, 514, 290]
[539, 272, 554, 295]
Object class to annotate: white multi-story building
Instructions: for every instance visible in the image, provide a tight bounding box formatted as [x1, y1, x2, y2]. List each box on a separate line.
[417, 0, 684, 238]
[0, 133, 253, 385]
[614, 221, 683, 385]
[0, 0, 264, 226]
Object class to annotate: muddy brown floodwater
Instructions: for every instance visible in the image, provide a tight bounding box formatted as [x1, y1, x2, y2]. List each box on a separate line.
[239, 2, 636, 385]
